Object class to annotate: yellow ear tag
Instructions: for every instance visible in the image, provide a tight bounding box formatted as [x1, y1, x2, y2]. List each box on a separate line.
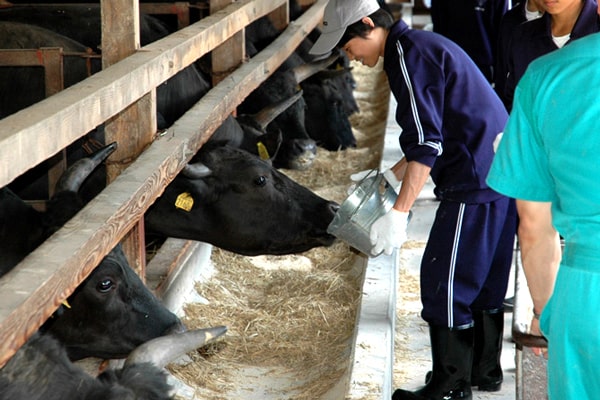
[175, 192, 194, 212]
[62, 300, 71, 309]
[257, 141, 270, 160]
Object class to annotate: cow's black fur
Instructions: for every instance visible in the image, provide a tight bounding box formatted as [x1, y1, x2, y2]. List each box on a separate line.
[145, 144, 338, 255]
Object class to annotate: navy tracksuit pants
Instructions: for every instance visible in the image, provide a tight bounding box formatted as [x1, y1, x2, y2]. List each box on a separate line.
[419, 197, 517, 328]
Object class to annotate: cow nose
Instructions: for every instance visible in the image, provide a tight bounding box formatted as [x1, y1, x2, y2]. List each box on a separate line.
[323, 201, 339, 225]
[293, 138, 317, 155]
[164, 319, 187, 335]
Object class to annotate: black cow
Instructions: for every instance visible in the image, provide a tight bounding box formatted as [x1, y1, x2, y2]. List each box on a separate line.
[145, 143, 338, 256]
[301, 61, 357, 151]
[0, 326, 227, 400]
[209, 90, 306, 163]
[244, 15, 358, 153]
[0, 144, 185, 361]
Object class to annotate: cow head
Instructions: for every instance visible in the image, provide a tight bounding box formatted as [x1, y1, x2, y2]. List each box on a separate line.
[237, 54, 344, 171]
[42, 244, 184, 360]
[210, 91, 307, 163]
[145, 144, 339, 255]
[1, 143, 185, 361]
[302, 73, 356, 151]
[318, 51, 359, 116]
[241, 69, 317, 170]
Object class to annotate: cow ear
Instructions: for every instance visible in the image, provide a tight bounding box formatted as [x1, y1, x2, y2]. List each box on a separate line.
[181, 163, 212, 179]
[177, 170, 220, 205]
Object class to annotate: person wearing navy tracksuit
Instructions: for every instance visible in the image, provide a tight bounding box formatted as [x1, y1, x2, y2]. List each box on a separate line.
[309, 1, 517, 398]
[384, 18, 516, 400]
[504, 0, 600, 110]
[430, 0, 509, 84]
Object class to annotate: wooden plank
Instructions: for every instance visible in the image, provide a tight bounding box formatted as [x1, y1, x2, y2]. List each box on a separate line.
[35, 48, 67, 199]
[101, 0, 152, 277]
[296, 0, 316, 7]
[0, 0, 287, 189]
[210, 0, 245, 86]
[0, 0, 328, 368]
[269, 2, 290, 32]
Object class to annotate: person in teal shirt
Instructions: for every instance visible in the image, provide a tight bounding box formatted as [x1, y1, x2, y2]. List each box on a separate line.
[487, 30, 600, 399]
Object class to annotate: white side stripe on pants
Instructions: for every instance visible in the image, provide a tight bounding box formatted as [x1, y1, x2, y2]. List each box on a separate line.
[447, 203, 465, 327]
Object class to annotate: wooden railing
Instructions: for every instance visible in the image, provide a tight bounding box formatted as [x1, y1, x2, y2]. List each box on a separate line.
[0, 0, 327, 368]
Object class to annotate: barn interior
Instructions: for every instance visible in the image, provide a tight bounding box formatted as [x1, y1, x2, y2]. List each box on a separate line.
[0, 1, 547, 399]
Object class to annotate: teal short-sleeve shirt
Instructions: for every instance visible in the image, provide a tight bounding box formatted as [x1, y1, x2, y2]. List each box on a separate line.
[487, 33, 600, 253]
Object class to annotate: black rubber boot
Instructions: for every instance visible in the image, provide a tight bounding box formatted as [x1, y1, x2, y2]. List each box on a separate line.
[471, 308, 504, 391]
[392, 324, 473, 400]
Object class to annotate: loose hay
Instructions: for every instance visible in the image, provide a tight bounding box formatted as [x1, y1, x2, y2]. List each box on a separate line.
[168, 61, 391, 399]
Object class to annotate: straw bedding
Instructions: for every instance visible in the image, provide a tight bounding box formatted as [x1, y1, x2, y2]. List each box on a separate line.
[167, 61, 391, 399]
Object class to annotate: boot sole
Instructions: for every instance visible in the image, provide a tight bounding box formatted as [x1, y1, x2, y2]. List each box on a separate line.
[475, 382, 502, 392]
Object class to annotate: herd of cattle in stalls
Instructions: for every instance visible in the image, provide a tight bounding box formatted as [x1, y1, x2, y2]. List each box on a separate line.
[0, 0, 364, 398]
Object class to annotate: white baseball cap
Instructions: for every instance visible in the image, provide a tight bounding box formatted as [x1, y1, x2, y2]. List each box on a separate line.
[309, 0, 381, 56]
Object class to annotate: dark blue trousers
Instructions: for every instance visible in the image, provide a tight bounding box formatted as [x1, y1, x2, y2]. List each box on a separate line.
[420, 197, 517, 327]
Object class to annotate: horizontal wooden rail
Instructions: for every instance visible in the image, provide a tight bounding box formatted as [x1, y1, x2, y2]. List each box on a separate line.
[0, 0, 327, 369]
[0, 0, 287, 189]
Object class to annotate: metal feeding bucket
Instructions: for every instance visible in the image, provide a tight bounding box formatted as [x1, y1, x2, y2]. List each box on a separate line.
[327, 169, 398, 257]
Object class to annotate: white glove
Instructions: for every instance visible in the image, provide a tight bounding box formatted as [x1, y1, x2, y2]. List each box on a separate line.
[348, 168, 401, 194]
[369, 209, 409, 256]
[493, 132, 504, 153]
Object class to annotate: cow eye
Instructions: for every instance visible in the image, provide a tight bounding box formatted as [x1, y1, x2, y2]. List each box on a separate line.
[254, 175, 267, 186]
[97, 278, 114, 293]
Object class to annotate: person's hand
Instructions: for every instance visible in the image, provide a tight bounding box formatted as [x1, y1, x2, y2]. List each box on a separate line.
[529, 313, 549, 359]
[369, 209, 409, 256]
[348, 168, 401, 194]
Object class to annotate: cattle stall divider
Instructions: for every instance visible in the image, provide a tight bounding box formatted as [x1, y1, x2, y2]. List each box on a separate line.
[0, 0, 327, 368]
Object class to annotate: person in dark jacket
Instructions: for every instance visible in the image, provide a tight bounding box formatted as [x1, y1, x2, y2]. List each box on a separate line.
[504, 0, 600, 110]
[310, 1, 516, 399]
[494, 0, 544, 110]
[430, 0, 509, 84]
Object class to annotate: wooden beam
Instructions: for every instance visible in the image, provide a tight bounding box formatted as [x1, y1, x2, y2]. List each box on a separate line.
[0, 0, 327, 369]
[101, 0, 152, 277]
[269, 2, 290, 32]
[0, 0, 287, 189]
[210, 0, 245, 86]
